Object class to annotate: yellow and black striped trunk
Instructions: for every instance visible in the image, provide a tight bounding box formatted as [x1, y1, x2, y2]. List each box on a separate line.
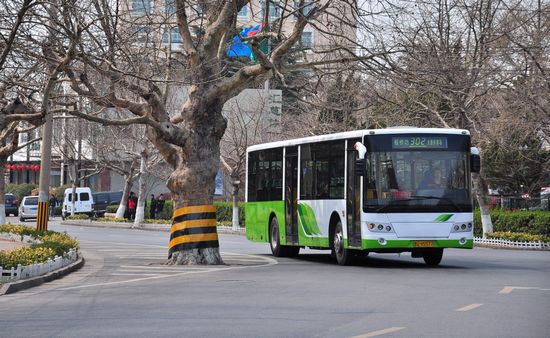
[169, 205, 219, 258]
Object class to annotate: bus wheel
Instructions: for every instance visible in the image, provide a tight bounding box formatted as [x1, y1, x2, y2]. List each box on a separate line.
[423, 249, 443, 266]
[333, 221, 352, 265]
[269, 217, 299, 257]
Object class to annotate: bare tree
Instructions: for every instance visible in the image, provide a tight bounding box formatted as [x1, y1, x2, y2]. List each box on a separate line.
[46, 0, 383, 264]
[0, 0, 80, 223]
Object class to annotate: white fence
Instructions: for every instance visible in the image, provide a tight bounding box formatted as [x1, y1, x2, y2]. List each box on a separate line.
[475, 237, 550, 250]
[1, 248, 78, 283]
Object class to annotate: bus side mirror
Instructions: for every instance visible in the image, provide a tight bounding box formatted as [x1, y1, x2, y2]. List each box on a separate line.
[471, 154, 480, 173]
[355, 159, 365, 176]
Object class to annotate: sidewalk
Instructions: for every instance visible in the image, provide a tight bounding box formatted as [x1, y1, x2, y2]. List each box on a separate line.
[60, 219, 246, 235]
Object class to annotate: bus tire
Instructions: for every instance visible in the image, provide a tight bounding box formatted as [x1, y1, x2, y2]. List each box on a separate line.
[333, 221, 352, 265]
[269, 217, 299, 257]
[423, 249, 443, 266]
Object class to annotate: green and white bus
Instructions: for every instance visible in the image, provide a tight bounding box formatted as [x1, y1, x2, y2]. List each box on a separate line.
[245, 127, 480, 265]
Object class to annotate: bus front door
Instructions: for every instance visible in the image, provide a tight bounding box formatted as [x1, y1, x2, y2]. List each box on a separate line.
[346, 140, 362, 248]
[285, 147, 299, 245]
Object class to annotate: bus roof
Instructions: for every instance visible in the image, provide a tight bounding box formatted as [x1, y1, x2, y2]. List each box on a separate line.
[247, 127, 470, 152]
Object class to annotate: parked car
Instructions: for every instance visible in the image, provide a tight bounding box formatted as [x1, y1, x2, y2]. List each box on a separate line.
[92, 191, 123, 217]
[62, 187, 95, 219]
[19, 196, 38, 221]
[5, 193, 18, 216]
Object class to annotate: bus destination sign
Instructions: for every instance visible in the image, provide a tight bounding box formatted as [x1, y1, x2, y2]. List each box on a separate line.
[392, 136, 448, 149]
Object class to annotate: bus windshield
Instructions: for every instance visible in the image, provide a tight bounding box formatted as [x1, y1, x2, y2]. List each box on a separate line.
[364, 151, 472, 213]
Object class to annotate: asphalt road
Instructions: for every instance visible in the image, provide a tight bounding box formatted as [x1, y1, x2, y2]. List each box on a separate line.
[1, 218, 549, 338]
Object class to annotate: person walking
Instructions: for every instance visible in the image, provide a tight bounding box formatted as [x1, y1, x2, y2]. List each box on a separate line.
[156, 194, 165, 218]
[49, 194, 58, 219]
[127, 192, 137, 220]
[149, 194, 157, 219]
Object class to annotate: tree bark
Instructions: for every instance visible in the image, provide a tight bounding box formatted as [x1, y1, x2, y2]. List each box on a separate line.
[165, 125, 225, 265]
[0, 159, 6, 225]
[133, 150, 148, 227]
[473, 151, 493, 237]
[70, 180, 77, 216]
[115, 174, 133, 219]
[232, 183, 239, 230]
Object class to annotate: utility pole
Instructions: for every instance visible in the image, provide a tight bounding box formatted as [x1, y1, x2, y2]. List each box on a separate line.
[36, 110, 53, 231]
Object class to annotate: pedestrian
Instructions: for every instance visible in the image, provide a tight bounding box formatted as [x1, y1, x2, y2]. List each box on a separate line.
[127, 192, 137, 220]
[156, 194, 165, 218]
[49, 194, 58, 218]
[149, 194, 157, 219]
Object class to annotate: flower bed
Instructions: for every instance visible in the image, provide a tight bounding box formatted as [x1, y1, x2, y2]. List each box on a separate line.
[0, 225, 79, 282]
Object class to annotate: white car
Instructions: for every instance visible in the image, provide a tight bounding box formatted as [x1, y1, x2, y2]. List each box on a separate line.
[62, 187, 95, 219]
[19, 196, 39, 222]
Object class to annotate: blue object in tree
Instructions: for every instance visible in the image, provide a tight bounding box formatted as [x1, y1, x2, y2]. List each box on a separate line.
[226, 23, 264, 59]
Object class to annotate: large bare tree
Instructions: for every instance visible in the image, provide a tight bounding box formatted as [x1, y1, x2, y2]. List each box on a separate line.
[45, 0, 379, 264]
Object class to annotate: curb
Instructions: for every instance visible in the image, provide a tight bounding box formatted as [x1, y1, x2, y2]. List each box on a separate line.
[0, 256, 85, 296]
[474, 243, 550, 251]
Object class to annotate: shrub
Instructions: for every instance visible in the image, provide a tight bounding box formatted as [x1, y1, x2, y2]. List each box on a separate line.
[0, 247, 56, 269]
[95, 217, 129, 223]
[0, 224, 40, 238]
[474, 210, 550, 237]
[67, 214, 89, 220]
[37, 232, 79, 256]
[105, 205, 118, 213]
[6, 183, 38, 202]
[486, 232, 550, 243]
[214, 201, 245, 224]
[141, 218, 170, 224]
[0, 228, 78, 269]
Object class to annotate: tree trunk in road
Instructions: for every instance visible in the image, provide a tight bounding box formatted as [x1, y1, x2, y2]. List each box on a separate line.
[164, 124, 225, 265]
[133, 151, 148, 227]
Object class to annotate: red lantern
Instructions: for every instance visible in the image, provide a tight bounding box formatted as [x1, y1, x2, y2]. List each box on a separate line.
[15, 165, 22, 170]
[33, 166, 40, 171]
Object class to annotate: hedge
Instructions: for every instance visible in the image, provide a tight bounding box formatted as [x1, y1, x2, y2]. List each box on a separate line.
[102, 200, 245, 224]
[0, 225, 79, 269]
[474, 210, 550, 237]
[486, 231, 550, 243]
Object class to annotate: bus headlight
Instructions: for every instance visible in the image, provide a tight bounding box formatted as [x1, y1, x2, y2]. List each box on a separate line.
[452, 222, 472, 233]
[367, 222, 395, 233]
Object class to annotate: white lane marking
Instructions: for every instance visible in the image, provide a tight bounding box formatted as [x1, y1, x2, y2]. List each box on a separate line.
[119, 265, 206, 270]
[79, 240, 165, 248]
[117, 269, 184, 273]
[456, 303, 483, 312]
[97, 249, 146, 252]
[499, 286, 550, 294]
[350, 327, 406, 338]
[112, 273, 162, 276]
[57, 253, 277, 291]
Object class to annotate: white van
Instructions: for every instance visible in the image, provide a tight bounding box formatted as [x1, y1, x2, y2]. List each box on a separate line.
[62, 187, 95, 219]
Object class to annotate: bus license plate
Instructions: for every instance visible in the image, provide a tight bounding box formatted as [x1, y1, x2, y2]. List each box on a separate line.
[414, 241, 434, 248]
